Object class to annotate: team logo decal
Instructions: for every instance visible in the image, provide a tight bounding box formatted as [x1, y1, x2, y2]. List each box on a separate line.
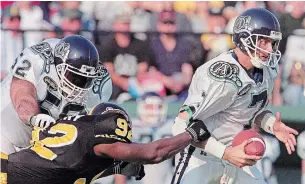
[233, 16, 251, 33]
[237, 84, 252, 96]
[209, 61, 242, 88]
[43, 76, 58, 91]
[30, 42, 54, 73]
[54, 41, 70, 62]
[96, 63, 109, 78]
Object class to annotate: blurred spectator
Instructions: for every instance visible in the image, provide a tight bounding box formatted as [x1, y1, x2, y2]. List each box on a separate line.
[1, 5, 23, 80]
[82, 1, 129, 31]
[128, 1, 153, 41]
[265, 1, 286, 18]
[282, 62, 305, 106]
[51, 1, 95, 40]
[149, 11, 195, 99]
[99, 12, 151, 100]
[16, 1, 43, 47]
[281, 31, 305, 106]
[187, 1, 209, 33]
[150, 1, 192, 33]
[60, 9, 83, 37]
[278, 1, 305, 54]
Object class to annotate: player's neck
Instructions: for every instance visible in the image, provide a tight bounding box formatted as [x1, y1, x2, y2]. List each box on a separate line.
[234, 48, 254, 71]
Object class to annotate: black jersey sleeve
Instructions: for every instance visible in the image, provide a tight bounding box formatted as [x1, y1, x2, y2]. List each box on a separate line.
[85, 113, 132, 154]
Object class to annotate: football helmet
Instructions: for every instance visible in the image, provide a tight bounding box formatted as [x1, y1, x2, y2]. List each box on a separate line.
[54, 35, 99, 101]
[232, 8, 282, 68]
[88, 102, 131, 123]
[137, 92, 168, 127]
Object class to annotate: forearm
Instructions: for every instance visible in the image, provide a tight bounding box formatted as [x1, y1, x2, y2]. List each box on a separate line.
[94, 132, 192, 164]
[144, 132, 191, 164]
[10, 77, 39, 125]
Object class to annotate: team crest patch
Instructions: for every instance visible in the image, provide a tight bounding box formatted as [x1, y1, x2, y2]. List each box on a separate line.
[233, 16, 252, 33]
[209, 61, 242, 88]
[30, 42, 54, 74]
[54, 41, 70, 62]
[237, 84, 252, 96]
[43, 76, 58, 91]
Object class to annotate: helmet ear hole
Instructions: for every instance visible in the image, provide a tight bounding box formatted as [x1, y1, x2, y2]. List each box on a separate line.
[235, 32, 250, 51]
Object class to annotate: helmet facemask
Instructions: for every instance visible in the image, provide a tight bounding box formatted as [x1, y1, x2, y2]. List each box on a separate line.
[56, 63, 97, 102]
[240, 31, 282, 69]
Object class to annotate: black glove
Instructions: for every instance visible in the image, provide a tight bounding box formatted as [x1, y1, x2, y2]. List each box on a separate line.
[119, 162, 145, 180]
[185, 119, 211, 142]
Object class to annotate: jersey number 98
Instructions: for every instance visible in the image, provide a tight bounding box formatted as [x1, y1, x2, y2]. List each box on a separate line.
[115, 118, 132, 142]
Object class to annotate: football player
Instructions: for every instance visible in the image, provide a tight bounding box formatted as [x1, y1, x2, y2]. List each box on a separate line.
[1, 35, 112, 154]
[171, 8, 298, 184]
[0, 102, 211, 184]
[132, 92, 174, 184]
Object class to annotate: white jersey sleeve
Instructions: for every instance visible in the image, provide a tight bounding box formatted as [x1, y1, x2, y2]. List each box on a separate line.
[11, 41, 54, 86]
[183, 61, 238, 121]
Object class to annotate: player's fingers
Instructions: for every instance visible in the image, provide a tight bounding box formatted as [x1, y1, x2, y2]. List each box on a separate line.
[285, 142, 292, 155]
[242, 139, 253, 146]
[289, 134, 297, 145]
[275, 112, 281, 123]
[287, 127, 299, 135]
[245, 155, 262, 161]
[288, 139, 295, 152]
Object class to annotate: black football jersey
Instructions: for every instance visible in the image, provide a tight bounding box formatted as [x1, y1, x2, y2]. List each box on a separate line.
[7, 112, 132, 184]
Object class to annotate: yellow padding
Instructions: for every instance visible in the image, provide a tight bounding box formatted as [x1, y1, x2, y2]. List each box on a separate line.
[0, 173, 7, 184]
[0, 153, 8, 160]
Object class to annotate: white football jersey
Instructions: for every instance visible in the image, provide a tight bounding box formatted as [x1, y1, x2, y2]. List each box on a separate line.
[1, 38, 112, 120]
[173, 50, 278, 146]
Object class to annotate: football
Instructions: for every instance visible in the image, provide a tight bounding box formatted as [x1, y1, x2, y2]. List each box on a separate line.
[232, 130, 266, 156]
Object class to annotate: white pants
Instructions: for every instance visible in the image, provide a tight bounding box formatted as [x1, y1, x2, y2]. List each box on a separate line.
[171, 146, 266, 184]
[1, 103, 32, 154]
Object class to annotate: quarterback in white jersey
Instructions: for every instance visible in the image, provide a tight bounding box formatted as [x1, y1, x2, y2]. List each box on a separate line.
[1, 35, 112, 154]
[171, 8, 298, 184]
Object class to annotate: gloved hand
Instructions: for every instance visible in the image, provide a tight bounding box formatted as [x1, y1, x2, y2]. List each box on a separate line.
[185, 119, 211, 143]
[119, 162, 145, 180]
[29, 114, 56, 129]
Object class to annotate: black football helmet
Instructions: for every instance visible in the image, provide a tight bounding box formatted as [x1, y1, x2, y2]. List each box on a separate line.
[54, 35, 99, 101]
[88, 102, 131, 122]
[232, 8, 282, 68]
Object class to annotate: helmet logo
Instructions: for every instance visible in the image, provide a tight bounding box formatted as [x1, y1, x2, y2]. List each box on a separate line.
[55, 41, 70, 63]
[234, 16, 251, 33]
[80, 65, 96, 75]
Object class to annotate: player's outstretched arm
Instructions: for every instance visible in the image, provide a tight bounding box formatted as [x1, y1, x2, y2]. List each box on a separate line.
[10, 77, 40, 125]
[94, 132, 192, 164]
[94, 119, 210, 164]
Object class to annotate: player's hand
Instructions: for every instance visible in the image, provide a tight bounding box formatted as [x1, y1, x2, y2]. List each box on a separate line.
[29, 114, 56, 129]
[185, 119, 211, 143]
[273, 112, 299, 154]
[223, 139, 262, 168]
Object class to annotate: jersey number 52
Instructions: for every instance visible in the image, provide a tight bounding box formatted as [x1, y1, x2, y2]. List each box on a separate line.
[30, 123, 77, 160]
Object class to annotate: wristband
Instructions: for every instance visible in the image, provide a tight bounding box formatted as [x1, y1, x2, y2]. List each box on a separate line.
[260, 113, 275, 134]
[204, 137, 227, 159]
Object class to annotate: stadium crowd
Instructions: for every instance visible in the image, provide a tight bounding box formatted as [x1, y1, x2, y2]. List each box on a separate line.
[1, 1, 305, 106]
